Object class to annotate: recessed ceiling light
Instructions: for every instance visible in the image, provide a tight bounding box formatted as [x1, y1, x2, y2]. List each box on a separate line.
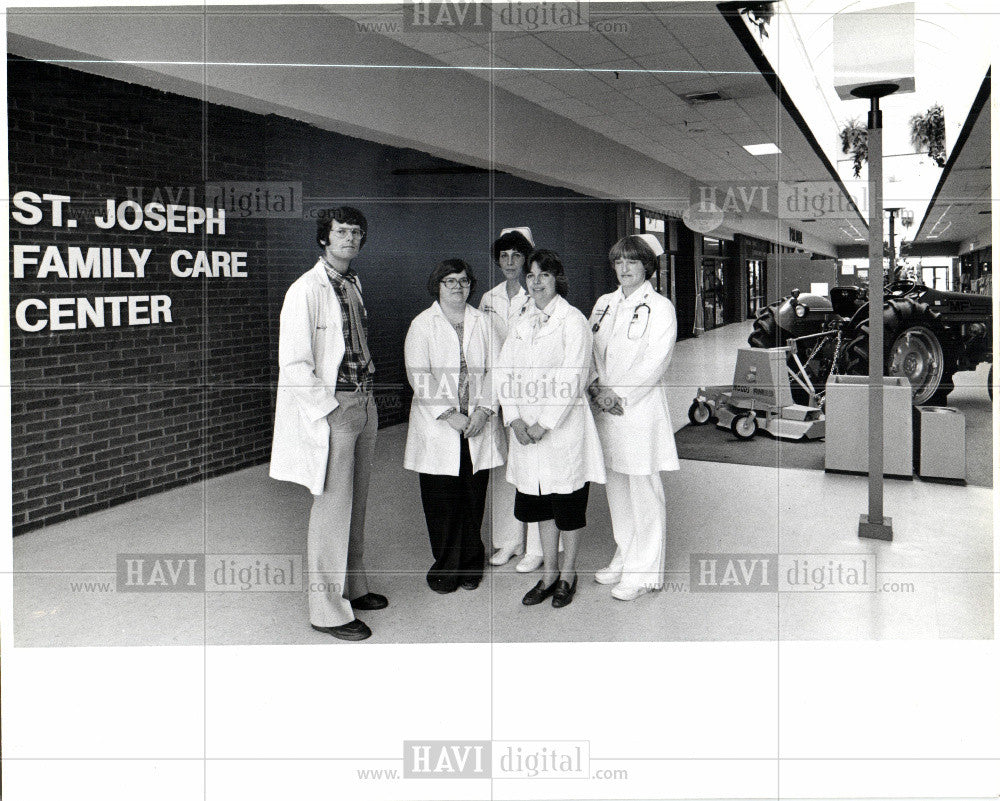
[684, 91, 728, 104]
[743, 142, 781, 156]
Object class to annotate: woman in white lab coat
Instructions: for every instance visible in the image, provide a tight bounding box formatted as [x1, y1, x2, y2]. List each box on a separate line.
[480, 227, 555, 572]
[404, 259, 505, 594]
[498, 249, 605, 608]
[588, 234, 678, 601]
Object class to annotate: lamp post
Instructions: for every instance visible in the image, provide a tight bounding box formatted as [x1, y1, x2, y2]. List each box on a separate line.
[851, 83, 898, 541]
[834, 2, 915, 543]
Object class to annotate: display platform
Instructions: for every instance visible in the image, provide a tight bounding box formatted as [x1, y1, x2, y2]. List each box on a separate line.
[674, 372, 992, 488]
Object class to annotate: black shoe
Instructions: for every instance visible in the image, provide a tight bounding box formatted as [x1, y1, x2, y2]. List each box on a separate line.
[460, 577, 481, 591]
[551, 574, 578, 608]
[350, 592, 388, 611]
[311, 619, 372, 641]
[522, 579, 558, 606]
[428, 576, 458, 594]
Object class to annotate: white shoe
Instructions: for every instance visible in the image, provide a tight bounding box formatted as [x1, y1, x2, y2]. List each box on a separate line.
[490, 545, 522, 566]
[594, 565, 622, 585]
[515, 554, 543, 573]
[611, 585, 651, 601]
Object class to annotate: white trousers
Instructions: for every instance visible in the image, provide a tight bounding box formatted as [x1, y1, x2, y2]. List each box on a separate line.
[487, 468, 549, 556]
[605, 470, 666, 591]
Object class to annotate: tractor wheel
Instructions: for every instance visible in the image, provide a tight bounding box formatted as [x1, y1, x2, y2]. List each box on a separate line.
[731, 412, 758, 440]
[688, 401, 712, 425]
[747, 303, 813, 404]
[748, 304, 782, 348]
[844, 297, 958, 406]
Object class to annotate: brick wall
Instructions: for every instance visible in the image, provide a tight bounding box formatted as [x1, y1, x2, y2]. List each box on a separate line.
[8, 55, 620, 534]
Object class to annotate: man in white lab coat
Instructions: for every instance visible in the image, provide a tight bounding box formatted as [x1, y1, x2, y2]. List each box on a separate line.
[270, 207, 386, 641]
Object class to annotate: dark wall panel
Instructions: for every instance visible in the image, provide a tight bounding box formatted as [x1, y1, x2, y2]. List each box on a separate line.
[8, 55, 620, 534]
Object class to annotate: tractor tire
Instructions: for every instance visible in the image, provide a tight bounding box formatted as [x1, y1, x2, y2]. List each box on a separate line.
[989, 364, 993, 401]
[747, 303, 815, 405]
[844, 297, 958, 406]
[748, 304, 783, 348]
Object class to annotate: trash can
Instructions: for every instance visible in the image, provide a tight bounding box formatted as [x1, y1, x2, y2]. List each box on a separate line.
[914, 406, 966, 483]
[824, 375, 913, 478]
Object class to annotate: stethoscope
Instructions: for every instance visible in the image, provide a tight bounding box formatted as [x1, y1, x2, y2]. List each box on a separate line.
[629, 302, 651, 340]
[591, 305, 610, 333]
[592, 295, 651, 340]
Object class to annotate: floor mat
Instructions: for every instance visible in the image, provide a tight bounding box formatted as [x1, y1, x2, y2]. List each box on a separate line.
[674, 392, 993, 488]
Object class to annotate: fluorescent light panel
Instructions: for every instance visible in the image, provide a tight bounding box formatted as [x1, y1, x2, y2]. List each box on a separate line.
[743, 142, 782, 155]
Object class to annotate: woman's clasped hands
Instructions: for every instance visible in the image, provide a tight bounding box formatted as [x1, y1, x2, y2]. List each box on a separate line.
[508, 418, 548, 445]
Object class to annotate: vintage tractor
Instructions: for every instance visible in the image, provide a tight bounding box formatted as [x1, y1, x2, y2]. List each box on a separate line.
[748, 281, 993, 406]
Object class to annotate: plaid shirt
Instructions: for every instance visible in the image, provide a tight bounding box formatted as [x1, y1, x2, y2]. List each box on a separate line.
[324, 264, 374, 389]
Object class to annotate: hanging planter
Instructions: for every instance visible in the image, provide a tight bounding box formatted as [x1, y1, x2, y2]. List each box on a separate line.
[839, 119, 868, 178]
[738, 2, 775, 38]
[909, 104, 947, 167]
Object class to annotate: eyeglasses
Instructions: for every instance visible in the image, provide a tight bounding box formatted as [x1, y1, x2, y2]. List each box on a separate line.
[441, 277, 471, 288]
[330, 227, 364, 240]
[499, 250, 525, 263]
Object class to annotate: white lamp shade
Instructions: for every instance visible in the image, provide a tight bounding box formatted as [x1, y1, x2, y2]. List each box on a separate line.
[833, 3, 915, 99]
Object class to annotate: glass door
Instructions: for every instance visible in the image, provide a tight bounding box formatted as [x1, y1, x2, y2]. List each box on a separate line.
[701, 237, 730, 331]
[701, 257, 725, 331]
[921, 266, 950, 291]
[633, 207, 672, 301]
[747, 258, 765, 317]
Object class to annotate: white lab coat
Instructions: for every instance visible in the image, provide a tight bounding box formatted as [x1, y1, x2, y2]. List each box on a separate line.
[589, 281, 679, 475]
[479, 281, 530, 342]
[269, 260, 353, 495]
[403, 302, 506, 475]
[498, 294, 606, 495]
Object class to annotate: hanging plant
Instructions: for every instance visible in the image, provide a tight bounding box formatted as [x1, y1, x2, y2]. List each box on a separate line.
[738, 2, 775, 38]
[909, 104, 947, 167]
[840, 119, 868, 178]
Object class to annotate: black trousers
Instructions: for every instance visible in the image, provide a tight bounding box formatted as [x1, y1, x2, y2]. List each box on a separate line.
[418, 438, 489, 585]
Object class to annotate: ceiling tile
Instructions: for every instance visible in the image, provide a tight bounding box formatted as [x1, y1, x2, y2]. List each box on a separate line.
[589, 57, 664, 92]
[542, 96, 605, 119]
[491, 72, 566, 103]
[434, 46, 492, 68]
[541, 70, 613, 100]
[493, 36, 576, 69]
[533, 30, 628, 66]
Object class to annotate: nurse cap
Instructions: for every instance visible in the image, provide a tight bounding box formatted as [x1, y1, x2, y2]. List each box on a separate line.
[636, 233, 665, 258]
[500, 227, 535, 247]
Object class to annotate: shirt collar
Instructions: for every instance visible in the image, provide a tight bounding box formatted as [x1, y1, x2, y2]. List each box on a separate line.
[320, 255, 358, 284]
[618, 281, 651, 305]
[537, 295, 560, 314]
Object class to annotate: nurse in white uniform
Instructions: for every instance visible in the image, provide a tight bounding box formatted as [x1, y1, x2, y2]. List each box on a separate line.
[588, 234, 678, 601]
[480, 227, 553, 573]
[498, 249, 605, 608]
